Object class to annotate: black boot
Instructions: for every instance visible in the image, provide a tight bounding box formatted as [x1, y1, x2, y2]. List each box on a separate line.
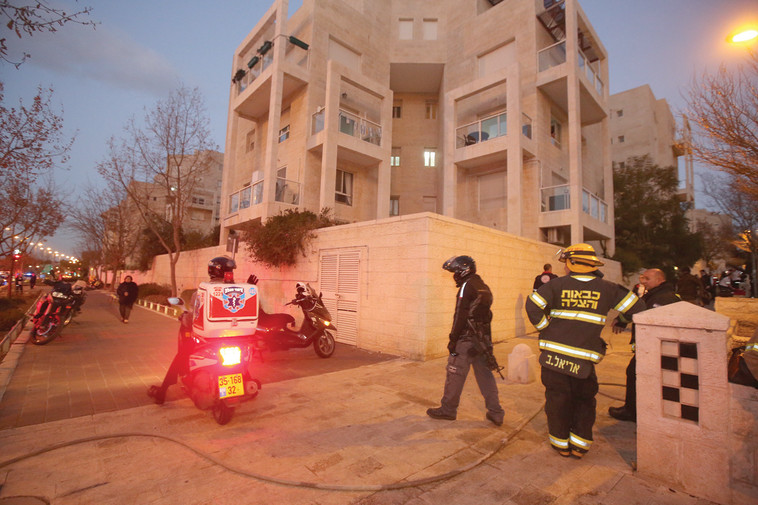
[147, 385, 165, 405]
[608, 405, 636, 422]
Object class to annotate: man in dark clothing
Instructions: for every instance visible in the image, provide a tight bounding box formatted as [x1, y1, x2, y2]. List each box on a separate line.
[676, 266, 703, 305]
[526, 243, 646, 458]
[609, 268, 679, 422]
[427, 255, 505, 427]
[116, 275, 139, 323]
[533, 263, 558, 291]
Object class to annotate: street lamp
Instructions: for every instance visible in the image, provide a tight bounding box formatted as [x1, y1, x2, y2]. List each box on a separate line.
[731, 29, 758, 44]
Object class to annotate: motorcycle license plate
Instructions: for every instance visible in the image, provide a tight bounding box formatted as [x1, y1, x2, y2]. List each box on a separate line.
[218, 373, 244, 399]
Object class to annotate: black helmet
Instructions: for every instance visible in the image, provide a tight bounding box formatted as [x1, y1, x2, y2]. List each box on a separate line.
[443, 255, 476, 285]
[208, 256, 236, 282]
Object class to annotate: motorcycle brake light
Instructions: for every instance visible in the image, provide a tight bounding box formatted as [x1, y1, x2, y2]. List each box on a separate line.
[219, 346, 242, 366]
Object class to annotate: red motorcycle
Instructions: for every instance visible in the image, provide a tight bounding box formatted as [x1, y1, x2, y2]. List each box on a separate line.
[29, 281, 77, 345]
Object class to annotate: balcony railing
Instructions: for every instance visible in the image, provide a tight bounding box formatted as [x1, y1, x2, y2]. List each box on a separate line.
[456, 111, 507, 148]
[338, 109, 382, 146]
[275, 178, 300, 205]
[312, 107, 325, 134]
[541, 184, 570, 212]
[582, 189, 608, 223]
[522, 113, 533, 139]
[578, 49, 604, 96]
[538, 40, 566, 72]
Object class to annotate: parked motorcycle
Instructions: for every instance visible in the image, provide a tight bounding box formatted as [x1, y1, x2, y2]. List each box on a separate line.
[255, 282, 337, 358]
[29, 281, 78, 345]
[168, 297, 262, 425]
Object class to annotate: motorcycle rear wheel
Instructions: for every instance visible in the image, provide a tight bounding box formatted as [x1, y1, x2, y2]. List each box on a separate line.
[313, 329, 336, 358]
[212, 401, 234, 425]
[30, 316, 59, 345]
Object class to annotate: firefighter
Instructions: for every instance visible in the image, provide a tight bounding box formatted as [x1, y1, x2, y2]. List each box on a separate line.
[525, 243, 646, 458]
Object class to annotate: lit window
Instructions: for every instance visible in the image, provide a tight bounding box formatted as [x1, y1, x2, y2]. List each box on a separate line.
[335, 169, 353, 206]
[391, 147, 401, 167]
[425, 102, 438, 120]
[424, 148, 436, 167]
[278, 125, 290, 143]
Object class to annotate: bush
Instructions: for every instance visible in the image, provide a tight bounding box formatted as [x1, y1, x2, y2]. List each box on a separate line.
[0, 307, 26, 332]
[143, 294, 170, 306]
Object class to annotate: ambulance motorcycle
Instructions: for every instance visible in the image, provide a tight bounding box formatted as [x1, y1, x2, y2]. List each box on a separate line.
[168, 278, 262, 425]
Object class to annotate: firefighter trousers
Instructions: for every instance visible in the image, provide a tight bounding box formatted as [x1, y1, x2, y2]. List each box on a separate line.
[439, 340, 504, 423]
[541, 365, 598, 453]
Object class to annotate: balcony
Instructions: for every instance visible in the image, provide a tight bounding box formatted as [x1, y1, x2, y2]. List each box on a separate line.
[338, 109, 382, 146]
[275, 178, 300, 205]
[577, 48, 603, 96]
[582, 188, 608, 223]
[541, 184, 570, 212]
[538, 40, 566, 72]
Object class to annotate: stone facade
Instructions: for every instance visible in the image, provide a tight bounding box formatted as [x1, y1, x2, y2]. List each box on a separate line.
[221, 0, 614, 256]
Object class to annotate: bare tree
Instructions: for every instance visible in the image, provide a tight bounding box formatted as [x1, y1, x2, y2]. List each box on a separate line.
[701, 172, 758, 297]
[97, 85, 217, 296]
[1, 0, 96, 67]
[0, 83, 69, 267]
[685, 51, 758, 201]
[68, 183, 140, 287]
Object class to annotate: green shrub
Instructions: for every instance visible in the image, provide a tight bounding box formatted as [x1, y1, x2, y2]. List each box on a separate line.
[143, 294, 169, 306]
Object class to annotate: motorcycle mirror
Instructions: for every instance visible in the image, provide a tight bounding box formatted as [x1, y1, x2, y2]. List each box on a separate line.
[167, 297, 184, 307]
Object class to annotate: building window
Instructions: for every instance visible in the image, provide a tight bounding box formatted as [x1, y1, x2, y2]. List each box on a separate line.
[192, 196, 206, 205]
[550, 117, 561, 147]
[229, 192, 239, 214]
[425, 101, 438, 120]
[335, 169, 353, 206]
[618, 135, 625, 143]
[278, 125, 290, 143]
[398, 18, 413, 40]
[616, 109, 624, 118]
[390, 147, 401, 167]
[422, 19, 438, 40]
[392, 103, 402, 118]
[390, 196, 400, 216]
[246, 129, 255, 152]
[424, 148, 436, 167]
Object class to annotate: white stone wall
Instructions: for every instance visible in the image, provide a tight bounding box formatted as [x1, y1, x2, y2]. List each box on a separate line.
[124, 213, 622, 359]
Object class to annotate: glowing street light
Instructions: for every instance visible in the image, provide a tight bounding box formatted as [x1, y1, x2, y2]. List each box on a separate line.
[729, 28, 758, 44]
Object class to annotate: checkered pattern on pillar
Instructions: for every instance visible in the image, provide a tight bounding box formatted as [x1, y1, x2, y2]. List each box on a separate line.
[660, 340, 699, 422]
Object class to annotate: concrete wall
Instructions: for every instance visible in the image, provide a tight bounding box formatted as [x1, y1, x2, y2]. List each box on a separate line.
[635, 301, 758, 505]
[124, 213, 622, 360]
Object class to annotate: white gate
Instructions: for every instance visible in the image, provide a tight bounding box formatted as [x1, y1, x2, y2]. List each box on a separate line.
[319, 249, 360, 345]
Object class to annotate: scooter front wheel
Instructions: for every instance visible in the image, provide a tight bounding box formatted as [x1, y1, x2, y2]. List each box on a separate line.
[313, 329, 336, 358]
[30, 316, 60, 345]
[212, 401, 234, 425]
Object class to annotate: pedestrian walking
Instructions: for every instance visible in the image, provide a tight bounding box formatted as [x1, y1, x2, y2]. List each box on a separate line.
[426, 255, 505, 427]
[116, 275, 139, 323]
[609, 268, 679, 422]
[525, 243, 645, 458]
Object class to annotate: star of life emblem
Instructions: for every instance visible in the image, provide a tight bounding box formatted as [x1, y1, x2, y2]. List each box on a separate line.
[221, 286, 246, 313]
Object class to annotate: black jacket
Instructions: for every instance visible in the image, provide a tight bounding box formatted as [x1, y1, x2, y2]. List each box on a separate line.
[449, 274, 493, 344]
[526, 271, 646, 364]
[626, 282, 679, 344]
[117, 281, 139, 305]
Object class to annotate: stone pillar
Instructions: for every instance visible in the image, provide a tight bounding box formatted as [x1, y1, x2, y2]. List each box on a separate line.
[634, 301, 733, 504]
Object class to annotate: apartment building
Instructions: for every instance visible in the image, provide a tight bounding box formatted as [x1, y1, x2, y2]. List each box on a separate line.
[222, 0, 613, 252]
[609, 84, 694, 204]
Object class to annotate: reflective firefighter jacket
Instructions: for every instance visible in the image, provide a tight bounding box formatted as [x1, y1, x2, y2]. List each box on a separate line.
[526, 272, 646, 368]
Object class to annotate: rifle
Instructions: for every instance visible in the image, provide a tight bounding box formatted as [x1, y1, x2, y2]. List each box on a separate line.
[467, 319, 505, 380]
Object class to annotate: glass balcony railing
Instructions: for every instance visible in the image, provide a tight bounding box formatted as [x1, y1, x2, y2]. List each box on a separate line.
[541, 184, 570, 212]
[456, 111, 507, 148]
[522, 113, 533, 139]
[538, 40, 566, 72]
[577, 49, 604, 96]
[338, 109, 382, 146]
[312, 108, 325, 134]
[582, 189, 608, 223]
[275, 178, 300, 205]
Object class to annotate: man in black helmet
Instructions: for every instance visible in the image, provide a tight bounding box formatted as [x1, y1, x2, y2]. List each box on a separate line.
[427, 255, 505, 426]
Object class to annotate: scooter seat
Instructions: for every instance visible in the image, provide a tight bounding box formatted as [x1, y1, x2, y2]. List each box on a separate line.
[257, 308, 296, 329]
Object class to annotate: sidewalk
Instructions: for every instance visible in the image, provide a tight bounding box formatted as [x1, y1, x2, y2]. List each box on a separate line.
[0, 294, 718, 504]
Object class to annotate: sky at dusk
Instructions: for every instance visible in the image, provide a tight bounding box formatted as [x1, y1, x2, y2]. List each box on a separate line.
[2, 0, 757, 255]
